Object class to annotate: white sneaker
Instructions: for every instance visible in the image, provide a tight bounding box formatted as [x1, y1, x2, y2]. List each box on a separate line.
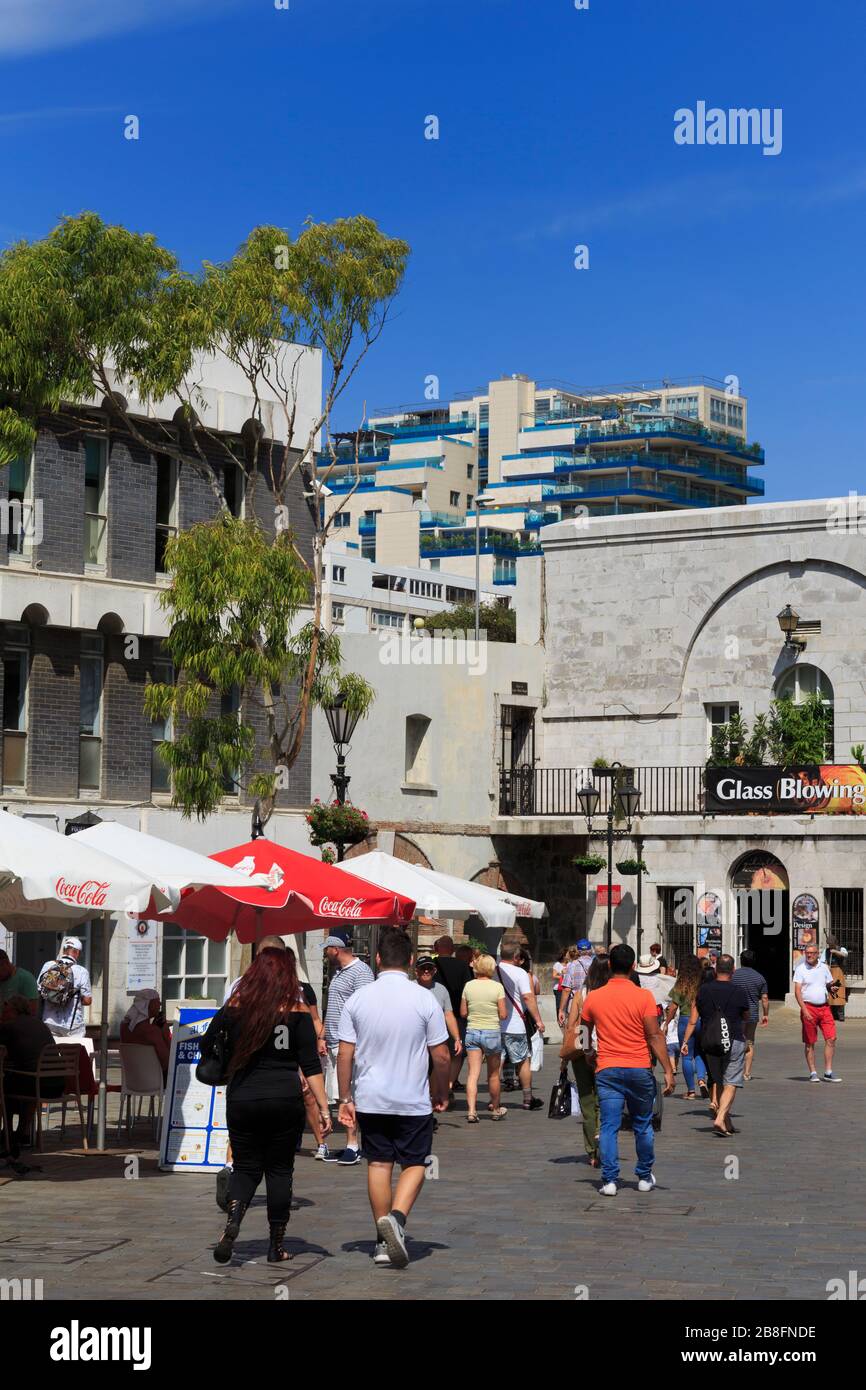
[314, 1144, 330, 1160]
[372, 1240, 391, 1266]
[376, 1213, 409, 1268]
[599, 1181, 617, 1197]
[823, 1073, 842, 1083]
[809, 1072, 821, 1082]
[638, 1174, 656, 1193]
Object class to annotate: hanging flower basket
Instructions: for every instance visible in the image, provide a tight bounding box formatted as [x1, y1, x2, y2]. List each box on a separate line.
[573, 853, 606, 875]
[306, 800, 371, 850]
[616, 859, 648, 876]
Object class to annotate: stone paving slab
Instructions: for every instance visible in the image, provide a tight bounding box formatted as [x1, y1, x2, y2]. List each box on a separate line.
[1, 1008, 863, 1300]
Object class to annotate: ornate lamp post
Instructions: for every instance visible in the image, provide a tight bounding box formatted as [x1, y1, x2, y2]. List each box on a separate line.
[578, 763, 641, 950]
[323, 694, 362, 861]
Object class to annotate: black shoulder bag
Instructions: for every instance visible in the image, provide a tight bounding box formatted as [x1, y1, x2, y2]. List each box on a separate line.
[196, 1013, 231, 1086]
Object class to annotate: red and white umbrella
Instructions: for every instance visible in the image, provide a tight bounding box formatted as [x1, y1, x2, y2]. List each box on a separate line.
[155, 838, 416, 943]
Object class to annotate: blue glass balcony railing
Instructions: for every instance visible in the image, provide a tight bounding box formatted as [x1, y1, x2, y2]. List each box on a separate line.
[358, 517, 377, 535]
[523, 416, 764, 463]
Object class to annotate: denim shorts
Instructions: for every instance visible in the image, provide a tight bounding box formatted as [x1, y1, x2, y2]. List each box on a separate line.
[465, 1028, 502, 1055]
[502, 1033, 530, 1064]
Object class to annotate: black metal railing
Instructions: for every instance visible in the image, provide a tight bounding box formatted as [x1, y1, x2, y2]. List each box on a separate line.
[498, 766, 706, 817]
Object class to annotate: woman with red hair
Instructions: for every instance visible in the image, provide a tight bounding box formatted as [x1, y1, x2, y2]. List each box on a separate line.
[200, 947, 331, 1264]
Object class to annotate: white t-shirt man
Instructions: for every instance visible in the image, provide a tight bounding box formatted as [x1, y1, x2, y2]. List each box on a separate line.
[38, 955, 92, 1036]
[496, 961, 534, 1036]
[793, 959, 834, 1006]
[338, 971, 447, 1116]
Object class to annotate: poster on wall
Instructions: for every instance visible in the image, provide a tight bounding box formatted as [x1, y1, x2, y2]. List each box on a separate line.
[706, 765, 866, 815]
[126, 917, 159, 992]
[792, 894, 820, 967]
[159, 1007, 227, 1173]
[696, 892, 723, 961]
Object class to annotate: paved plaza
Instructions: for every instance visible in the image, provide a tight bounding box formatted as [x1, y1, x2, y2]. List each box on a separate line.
[1, 1007, 861, 1302]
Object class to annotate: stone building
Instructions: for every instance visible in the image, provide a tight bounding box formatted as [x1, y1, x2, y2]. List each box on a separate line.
[0, 346, 323, 1025]
[499, 497, 866, 1013]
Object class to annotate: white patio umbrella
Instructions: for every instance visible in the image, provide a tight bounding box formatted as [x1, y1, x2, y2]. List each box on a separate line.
[412, 866, 522, 929]
[336, 851, 516, 929]
[472, 882, 548, 921]
[0, 810, 181, 1151]
[0, 809, 174, 927]
[332, 851, 477, 922]
[74, 821, 271, 900]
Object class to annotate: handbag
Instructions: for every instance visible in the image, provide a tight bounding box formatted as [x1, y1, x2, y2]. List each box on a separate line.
[559, 995, 584, 1063]
[497, 966, 538, 1041]
[196, 1017, 230, 1086]
[548, 1065, 572, 1119]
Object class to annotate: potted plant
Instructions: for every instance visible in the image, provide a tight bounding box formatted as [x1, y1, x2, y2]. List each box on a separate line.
[573, 853, 606, 875]
[306, 800, 371, 853]
[616, 859, 648, 876]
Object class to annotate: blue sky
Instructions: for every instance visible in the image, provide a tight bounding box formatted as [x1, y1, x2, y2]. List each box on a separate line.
[0, 0, 863, 502]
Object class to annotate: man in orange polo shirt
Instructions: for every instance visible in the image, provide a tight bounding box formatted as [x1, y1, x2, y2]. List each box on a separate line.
[581, 944, 675, 1196]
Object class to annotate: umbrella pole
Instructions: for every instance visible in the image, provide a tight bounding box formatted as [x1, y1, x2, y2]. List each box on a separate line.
[95, 911, 111, 1152]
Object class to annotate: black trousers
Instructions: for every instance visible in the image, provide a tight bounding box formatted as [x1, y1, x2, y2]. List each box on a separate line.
[226, 1095, 305, 1223]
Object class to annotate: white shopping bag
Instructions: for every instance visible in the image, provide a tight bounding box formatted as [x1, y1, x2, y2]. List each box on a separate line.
[570, 1083, 582, 1118]
[530, 1031, 545, 1072]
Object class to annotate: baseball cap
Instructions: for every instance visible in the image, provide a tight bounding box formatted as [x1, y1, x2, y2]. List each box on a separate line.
[61, 936, 83, 953]
[415, 955, 437, 970]
[577, 938, 593, 951]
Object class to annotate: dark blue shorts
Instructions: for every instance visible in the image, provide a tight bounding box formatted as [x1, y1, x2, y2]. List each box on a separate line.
[356, 1112, 434, 1168]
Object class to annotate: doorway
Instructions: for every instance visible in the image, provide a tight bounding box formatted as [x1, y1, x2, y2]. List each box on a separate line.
[731, 852, 790, 999]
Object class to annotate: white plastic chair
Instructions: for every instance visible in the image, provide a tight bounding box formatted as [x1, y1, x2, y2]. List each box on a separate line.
[117, 1044, 165, 1141]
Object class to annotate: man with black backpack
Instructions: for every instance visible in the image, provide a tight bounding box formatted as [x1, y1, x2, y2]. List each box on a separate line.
[37, 936, 92, 1038]
[681, 954, 750, 1138]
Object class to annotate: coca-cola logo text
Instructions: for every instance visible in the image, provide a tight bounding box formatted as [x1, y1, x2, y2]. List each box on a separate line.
[54, 878, 110, 909]
[318, 896, 364, 919]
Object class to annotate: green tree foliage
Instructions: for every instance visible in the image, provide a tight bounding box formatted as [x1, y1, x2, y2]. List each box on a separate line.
[426, 602, 516, 642]
[707, 694, 832, 767]
[0, 212, 409, 819]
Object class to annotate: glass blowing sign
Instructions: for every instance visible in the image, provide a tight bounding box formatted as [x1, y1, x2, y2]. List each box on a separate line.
[705, 765, 866, 814]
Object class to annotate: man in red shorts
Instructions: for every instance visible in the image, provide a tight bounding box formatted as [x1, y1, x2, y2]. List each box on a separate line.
[793, 942, 842, 1083]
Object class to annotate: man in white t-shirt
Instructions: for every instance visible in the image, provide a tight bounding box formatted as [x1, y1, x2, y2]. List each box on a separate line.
[337, 929, 450, 1270]
[37, 937, 92, 1038]
[793, 943, 841, 1083]
[496, 943, 545, 1111]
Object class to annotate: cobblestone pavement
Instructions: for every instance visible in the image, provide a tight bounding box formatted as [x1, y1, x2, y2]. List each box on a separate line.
[1, 1007, 862, 1301]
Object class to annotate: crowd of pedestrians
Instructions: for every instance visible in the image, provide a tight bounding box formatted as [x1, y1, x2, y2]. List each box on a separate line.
[189, 924, 849, 1266]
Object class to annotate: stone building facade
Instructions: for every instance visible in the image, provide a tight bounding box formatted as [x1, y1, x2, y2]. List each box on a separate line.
[501, 497, 866, 1012]
[0, 347, 323, 1026]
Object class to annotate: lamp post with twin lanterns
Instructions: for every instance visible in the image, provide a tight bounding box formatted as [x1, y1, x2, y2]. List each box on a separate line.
[578, 764, 641, 951]
[324, 694, 363, 861]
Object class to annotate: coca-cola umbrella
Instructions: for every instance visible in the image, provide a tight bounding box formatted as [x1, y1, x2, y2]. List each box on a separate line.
[0, 809, 176, 927]
[0, 809, 181, 1152]
[155, 838, 416, 942]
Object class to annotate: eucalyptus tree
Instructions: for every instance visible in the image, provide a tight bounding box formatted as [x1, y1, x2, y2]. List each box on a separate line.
[0, 212, 409, 820]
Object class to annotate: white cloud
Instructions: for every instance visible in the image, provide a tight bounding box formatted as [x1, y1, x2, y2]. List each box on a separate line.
[0, 0, 238, 56]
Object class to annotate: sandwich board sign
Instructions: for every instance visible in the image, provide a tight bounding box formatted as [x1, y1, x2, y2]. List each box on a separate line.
[159, 1007, 228, 1173]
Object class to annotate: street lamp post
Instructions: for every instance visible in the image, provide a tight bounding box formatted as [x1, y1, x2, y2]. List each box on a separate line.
[578, 764, 641, 951]
[324, 694, 362, 862]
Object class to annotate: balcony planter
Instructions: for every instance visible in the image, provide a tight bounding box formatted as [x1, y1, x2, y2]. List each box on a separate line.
[306, 800, 371, 852]
[616, 859, 648, 876]
[573, 853, 606, 875]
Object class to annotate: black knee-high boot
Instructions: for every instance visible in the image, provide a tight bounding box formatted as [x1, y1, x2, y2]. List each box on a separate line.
[214, 1199, 247, 1264]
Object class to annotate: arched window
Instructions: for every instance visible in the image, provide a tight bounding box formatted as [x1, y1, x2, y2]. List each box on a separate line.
[774, 664, 834, 759]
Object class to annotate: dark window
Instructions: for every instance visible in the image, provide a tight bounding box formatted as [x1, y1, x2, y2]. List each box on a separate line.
[659, 886, 694, 968]
[826, 889, 863, 979]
